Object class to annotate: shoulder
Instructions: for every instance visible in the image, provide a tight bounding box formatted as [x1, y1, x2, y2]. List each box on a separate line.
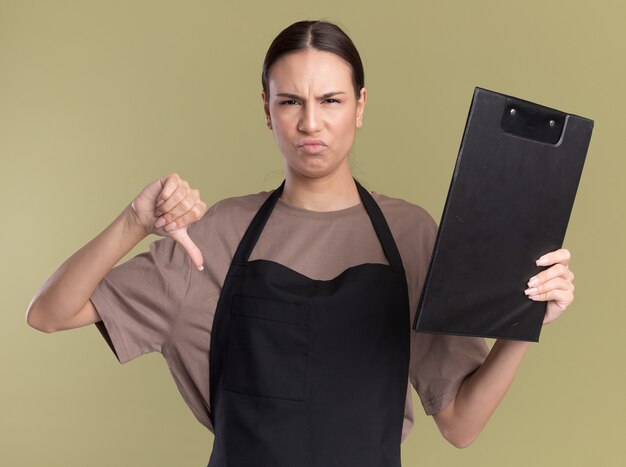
[209, 190, 272, 217]
[371, 192, 439, 280]
[187, 189, 273, 240]
[372, 192, 438, 236]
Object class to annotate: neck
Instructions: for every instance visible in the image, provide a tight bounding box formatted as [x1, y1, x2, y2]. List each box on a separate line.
[280, 165, 361, 212]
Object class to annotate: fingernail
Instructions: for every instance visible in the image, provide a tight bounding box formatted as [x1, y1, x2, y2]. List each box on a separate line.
[197, 264, 204, 271]
[154, 217, 166, 228]
[525, 287, 538, 295]
[164, 221, 177, 231]
[536, 257, 548, 266]
[156, 198, 165, 207]
[528, 295, 540, 301]
[528, 277, 539, 287]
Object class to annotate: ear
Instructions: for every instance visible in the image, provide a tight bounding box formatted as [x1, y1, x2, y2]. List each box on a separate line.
[355, 87, 367, 129]
[261, 90, 272, 129]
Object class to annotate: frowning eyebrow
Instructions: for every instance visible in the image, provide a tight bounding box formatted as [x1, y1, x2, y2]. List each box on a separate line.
[275, 91, 346, 100]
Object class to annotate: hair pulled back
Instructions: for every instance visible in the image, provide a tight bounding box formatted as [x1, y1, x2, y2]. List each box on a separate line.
[262, 20, 365, 101]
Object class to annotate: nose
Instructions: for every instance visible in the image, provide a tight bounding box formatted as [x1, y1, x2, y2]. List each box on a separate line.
[298, 103, 322, 134]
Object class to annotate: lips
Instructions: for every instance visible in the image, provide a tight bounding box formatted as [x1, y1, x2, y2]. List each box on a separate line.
[297, 139, 327, 154]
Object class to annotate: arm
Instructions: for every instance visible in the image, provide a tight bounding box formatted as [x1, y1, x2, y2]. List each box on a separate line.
[432, 339, 529, 448]
[26, 173, 206, 333]
[432, 248, 575, 448]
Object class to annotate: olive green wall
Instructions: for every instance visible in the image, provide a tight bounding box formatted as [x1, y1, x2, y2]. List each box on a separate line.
[2, 0, 623, 465]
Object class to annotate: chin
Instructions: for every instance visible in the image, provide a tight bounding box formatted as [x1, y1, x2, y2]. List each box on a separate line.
[295, 170, 330, 180]
[289, 164, 336, 180]
[283, 151, 349, 180]
[282, 156, 322, 174]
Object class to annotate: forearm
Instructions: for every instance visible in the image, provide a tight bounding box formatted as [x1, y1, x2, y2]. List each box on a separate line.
[26, 204, 148, 330]
[433, 339, 530, 448]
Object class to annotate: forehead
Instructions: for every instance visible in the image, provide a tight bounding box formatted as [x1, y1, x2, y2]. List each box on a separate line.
[268, 49, 353, 95]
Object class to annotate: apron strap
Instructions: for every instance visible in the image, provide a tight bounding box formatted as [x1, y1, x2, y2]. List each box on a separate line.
[232, 180, 286, 264]
[354, 179, 405, 271]
[232, 178, 405, 271]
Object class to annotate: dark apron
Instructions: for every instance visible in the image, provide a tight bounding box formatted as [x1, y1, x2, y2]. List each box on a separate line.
[207, 178, 410, 467]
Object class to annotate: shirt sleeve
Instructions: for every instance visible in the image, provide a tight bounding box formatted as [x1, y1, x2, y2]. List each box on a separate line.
[410, 333, 489, 415]
[90, 234, 192, 364]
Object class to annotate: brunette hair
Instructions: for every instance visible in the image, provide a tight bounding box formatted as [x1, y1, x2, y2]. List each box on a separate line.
[261, 20, 365, 101]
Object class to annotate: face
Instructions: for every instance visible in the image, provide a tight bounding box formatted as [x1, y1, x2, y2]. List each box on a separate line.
[262, 49, 367, 181]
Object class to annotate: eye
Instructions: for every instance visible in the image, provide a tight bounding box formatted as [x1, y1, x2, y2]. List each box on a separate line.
[280, 99, 300, 105]
[324, 98, 341, 104]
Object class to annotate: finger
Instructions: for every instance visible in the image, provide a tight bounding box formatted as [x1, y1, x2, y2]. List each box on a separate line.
[157, 182, 191, 218]
[156, 173, 184, 209]
[162, 201, 207, 232]
[528, 288, 574, 307]
[155, 189, 201, 228]
[525, 276, 573, 297]
[170, 228, 205, 271]
[536, 248, 571, 267]
[527, 263, 573, 288]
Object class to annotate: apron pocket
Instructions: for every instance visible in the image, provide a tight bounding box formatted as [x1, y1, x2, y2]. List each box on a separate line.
[224, 295, 310, 401]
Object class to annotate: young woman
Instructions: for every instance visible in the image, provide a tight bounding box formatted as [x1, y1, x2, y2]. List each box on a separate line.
[27, 20, 575, 467]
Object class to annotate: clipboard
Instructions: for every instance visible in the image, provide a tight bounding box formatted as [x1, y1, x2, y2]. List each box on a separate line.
[412, 87, 594, 342]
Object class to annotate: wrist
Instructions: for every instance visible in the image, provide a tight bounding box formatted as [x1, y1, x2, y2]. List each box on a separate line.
[121, 202, 151, 240]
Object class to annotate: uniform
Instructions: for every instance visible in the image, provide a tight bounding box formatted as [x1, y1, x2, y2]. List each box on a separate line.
[90, 179, 488, 464]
